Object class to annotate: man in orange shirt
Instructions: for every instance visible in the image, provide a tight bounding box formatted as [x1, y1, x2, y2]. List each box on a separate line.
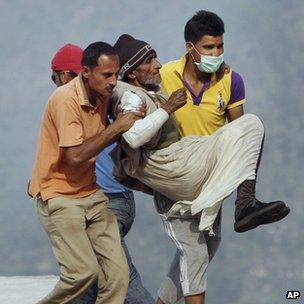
[48, 43, 154, 304]
[29, 41, 144, 304]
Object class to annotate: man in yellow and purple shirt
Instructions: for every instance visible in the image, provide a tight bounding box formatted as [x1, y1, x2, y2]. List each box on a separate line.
[158, 10, 290, 304]
[160, 53, 246, 136]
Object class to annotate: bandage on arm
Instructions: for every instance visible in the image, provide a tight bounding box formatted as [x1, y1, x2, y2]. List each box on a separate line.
[122, 108, 169, 149]
[120, 91, 169, 149]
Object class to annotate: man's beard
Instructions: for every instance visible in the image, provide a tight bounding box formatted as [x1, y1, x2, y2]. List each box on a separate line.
[140, 76, 161, 92]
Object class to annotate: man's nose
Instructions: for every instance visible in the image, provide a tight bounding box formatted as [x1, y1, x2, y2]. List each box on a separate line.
[109, 75, 117, 87]
[213, 47, 223, 57]
[154, 59, 162, 69]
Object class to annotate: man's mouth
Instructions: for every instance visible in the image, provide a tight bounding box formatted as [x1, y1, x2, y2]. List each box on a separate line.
[104, 88, 114, 94]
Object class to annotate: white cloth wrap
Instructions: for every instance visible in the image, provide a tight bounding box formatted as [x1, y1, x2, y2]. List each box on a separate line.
[122, 113, 264, 234]
[121, 91, 169, 149]
[120, 90, 143, 112]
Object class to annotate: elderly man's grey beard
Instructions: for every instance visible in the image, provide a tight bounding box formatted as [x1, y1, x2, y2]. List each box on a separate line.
[140, 76, 161, 92]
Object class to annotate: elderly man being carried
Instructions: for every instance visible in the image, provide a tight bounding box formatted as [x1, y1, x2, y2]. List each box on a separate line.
[110, 34, 289, 304]
[111, 34, 289, 234]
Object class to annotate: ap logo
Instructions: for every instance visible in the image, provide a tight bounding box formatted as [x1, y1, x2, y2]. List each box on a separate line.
[286, 291, 300, 300]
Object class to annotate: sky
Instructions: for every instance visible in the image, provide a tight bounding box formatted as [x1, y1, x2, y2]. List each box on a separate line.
[0, 1, 303, 303]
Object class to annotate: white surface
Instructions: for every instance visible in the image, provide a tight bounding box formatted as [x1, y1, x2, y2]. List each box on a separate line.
[0, 276, 58, 304]
[121, 90, 143, 112]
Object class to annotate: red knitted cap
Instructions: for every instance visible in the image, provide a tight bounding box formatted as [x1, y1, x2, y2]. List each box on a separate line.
[51, 43, 83, 74]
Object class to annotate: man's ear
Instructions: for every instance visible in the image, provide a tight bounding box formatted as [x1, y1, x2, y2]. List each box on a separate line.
[127, 71, 137, 81]
[82, 66, 91, 79]
[185, 41, 194, 53]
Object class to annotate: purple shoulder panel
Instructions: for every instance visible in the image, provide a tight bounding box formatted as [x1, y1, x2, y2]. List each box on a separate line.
[230, 71, 245, 104]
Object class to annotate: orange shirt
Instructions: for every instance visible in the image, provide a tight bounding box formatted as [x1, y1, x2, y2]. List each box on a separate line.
[29, 75, 107, 201]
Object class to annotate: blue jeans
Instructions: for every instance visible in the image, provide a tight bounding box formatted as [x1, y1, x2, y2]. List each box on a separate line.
[74, 191, 154, 304]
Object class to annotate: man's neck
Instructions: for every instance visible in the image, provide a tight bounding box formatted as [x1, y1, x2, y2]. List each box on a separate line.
[83, 79, 101, 108]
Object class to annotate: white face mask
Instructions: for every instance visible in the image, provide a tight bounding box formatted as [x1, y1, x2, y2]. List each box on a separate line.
[191, 44, 224, 73]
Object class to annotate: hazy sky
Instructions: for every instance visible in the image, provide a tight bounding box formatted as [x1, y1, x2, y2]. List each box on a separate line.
[0, 1, 303, 303]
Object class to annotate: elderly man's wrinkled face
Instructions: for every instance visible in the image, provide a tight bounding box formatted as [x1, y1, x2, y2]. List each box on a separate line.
[133, 52, 162, 90]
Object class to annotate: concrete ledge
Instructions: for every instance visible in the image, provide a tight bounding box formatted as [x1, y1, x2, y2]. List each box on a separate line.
[0, 276, 58, 304]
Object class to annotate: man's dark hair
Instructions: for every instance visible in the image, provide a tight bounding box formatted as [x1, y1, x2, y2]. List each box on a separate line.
[184, 10, 225, 43]
[82, 42, 117, 68]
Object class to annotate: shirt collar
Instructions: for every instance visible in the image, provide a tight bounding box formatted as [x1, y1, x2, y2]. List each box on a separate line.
[174, 55, 187, 79]
[75, 73, 99, 108]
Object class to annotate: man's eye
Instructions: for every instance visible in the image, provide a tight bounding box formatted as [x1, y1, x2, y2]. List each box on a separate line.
[144, 56, 155, 64]
[103, 73, 112, 78]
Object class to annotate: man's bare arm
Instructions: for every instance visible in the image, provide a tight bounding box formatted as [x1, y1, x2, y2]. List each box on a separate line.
[62, 111, 144, 167]
[227, 105, 244, 122]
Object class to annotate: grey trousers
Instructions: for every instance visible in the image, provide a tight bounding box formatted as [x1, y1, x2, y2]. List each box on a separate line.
[154, 193, 221, 304]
